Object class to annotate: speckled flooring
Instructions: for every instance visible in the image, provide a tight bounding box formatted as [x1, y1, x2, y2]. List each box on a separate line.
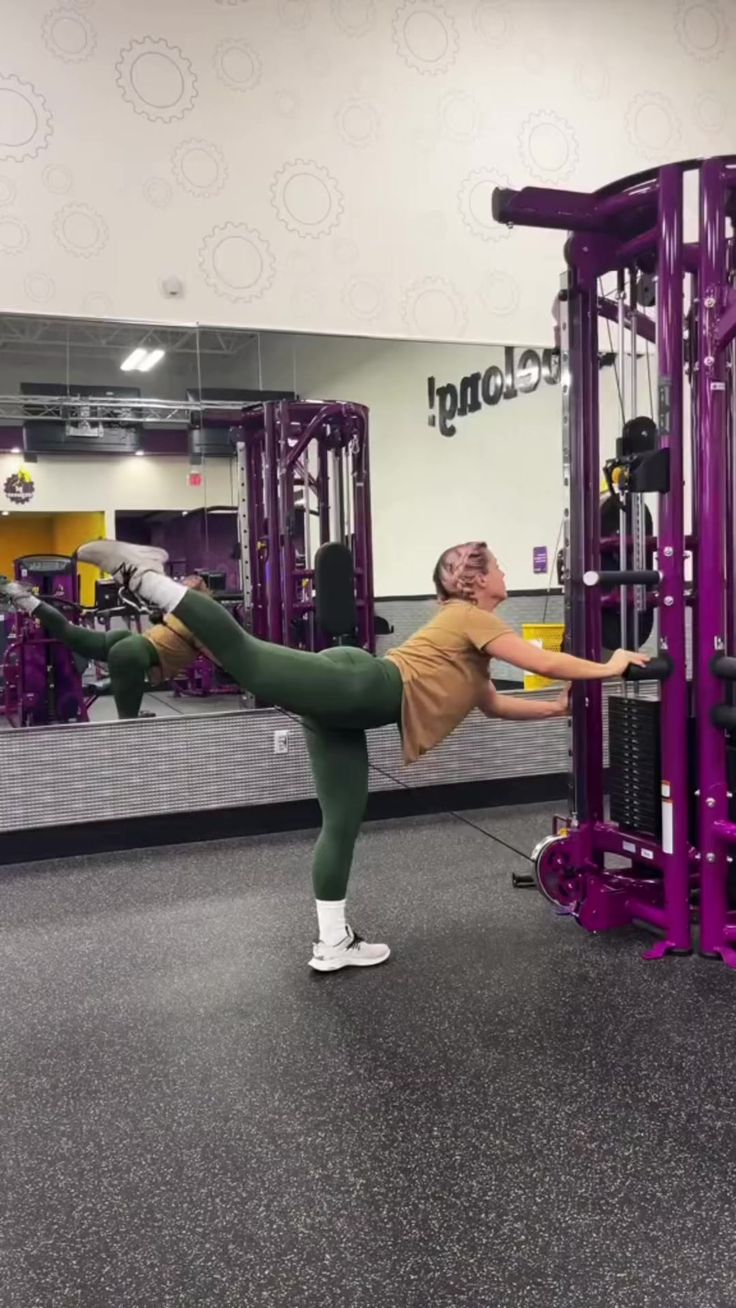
[3, 803, 736, 1308]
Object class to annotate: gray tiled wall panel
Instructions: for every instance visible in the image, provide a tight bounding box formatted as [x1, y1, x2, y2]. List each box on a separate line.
[2, 700, 571, 834]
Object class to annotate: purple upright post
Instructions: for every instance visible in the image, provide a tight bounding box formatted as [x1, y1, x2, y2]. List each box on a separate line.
[655, 164, 691, 953]
[278, 402, 296, 647]
[697, 158, 730, 958]
[264, 403, 283, 645]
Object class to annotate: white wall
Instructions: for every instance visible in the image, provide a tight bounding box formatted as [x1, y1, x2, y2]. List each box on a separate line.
[0, 0, 733, 341]
[0, 452, 235, 536]
[261, 332, 647, 592]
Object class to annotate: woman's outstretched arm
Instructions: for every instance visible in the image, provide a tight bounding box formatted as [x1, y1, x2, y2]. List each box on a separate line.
[488, 632, 648, 681]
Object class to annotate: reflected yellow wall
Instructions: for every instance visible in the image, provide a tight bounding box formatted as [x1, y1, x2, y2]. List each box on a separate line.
[0, 512, 104, 605]
[51, 512, 104, 605]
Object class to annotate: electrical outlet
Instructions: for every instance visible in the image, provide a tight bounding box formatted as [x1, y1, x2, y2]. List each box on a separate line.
[273, 730, 289, 755]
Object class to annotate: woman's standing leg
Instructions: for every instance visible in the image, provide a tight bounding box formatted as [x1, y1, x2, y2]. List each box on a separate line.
[303, 719, 390, 972]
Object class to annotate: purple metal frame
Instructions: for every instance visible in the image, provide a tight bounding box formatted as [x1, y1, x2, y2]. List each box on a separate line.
[493, 158, 736, 962]
[237, 400, 375, 653]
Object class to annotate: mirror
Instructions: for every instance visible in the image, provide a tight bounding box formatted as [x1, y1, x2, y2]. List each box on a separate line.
[1, 310, 585, 736]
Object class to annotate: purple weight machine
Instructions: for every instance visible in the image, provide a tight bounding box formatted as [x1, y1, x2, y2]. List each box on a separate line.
[235, 400, 375, 660]
[2, 554, 90, 726]
[494, 156, 736, 966]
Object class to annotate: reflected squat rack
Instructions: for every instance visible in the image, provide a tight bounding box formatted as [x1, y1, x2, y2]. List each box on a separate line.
[235, 400, 375, 656]
[494, 156, 736, 968]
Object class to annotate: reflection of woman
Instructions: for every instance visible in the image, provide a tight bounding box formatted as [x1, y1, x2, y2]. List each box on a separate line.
[0, 568, 214, 720]
[77, 537, 647, 975]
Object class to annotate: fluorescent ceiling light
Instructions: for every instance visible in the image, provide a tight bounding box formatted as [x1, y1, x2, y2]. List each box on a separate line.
[120, 346, 166, 373]
[120, 347, 148, 372]
[138, 348, 165, 373]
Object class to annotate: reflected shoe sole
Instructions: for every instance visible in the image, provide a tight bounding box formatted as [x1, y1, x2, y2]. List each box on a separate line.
[76, 540, 169, 578]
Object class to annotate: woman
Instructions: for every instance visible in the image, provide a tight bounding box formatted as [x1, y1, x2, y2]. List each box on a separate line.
[0, 568, 215, 720]
[75, 537, 647, 973]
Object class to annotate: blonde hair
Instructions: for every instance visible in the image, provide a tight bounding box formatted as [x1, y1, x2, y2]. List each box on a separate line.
[433, 541, 489, 604]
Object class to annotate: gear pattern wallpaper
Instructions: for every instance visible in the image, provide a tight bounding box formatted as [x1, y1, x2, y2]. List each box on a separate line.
[0, 0, 734, 341]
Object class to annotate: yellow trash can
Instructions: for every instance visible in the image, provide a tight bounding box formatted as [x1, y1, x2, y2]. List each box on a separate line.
[521, 622, 565, 691]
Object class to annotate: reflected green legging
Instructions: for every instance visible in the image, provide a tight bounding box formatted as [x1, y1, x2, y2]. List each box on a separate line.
[172, 589, 404, 901]
[33, 602, 160, 719]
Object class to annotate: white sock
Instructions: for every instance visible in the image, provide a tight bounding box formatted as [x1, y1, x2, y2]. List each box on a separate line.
[135, 571, 188, 613]
[17, 593, 40, 614]
[316, 899, 348, 946]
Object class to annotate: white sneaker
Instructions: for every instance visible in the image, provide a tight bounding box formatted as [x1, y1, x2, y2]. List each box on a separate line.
[0, 580, 37, 611]
[76, 540, 168, 589]
[309, 926, 391, 973]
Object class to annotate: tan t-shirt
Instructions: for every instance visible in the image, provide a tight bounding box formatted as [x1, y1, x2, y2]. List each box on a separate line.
[143, 615, 215, 681]
[385, 600, 511, 764]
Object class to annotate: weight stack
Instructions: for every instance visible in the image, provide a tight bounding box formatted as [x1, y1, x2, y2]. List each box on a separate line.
[609, 697, 661, 839]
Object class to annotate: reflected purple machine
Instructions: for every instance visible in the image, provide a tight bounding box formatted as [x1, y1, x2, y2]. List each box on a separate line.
[236, 400, 375, 655]
[2, 554, 89, 726]
[494, 156, 736, 966]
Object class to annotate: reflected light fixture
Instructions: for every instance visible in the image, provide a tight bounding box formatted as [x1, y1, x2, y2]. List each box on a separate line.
[120, 346, 166, 372]
[134, 449, 145, 457]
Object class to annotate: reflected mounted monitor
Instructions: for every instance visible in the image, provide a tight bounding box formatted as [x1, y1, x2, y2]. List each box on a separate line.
[21, 381, 143, 454]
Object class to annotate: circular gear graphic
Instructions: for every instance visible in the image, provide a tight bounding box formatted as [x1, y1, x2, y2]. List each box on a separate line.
[142, 177, 173, 208]
[343, 276, 384, 321]
[278, 0, 310, 28]
[24, 272, 55, 303]
[518, 110, 579, 183]
[116, 38, 198, 123]
[0, 216, 30, 255]
[0, 176, 16, 206]
[213, 40, 262, 91]
[172, 139, 228, 198]
[458, 167, 511, 243]
[402, 276, 467, 337]
[440, 90, 483, 143]
[335, 97, 380, 148]
[42, 7, 97, 62]
[625, 92, 680, 159]
[478, 268, 520, 317]
[82, 291, 113, 316]
[42, 163, 73, 194]
[271, 159, 344, 239]
[675, 0, 728, 61]
[274, 90, 300, 117]
[574, 52, 610, 101]
[331, 0, 375, 36]
[694, 91, 726, 135]
[392, 0, 459, 75]
[0, 74, 54, 163]
[472, 0, 513, 47]
[52, 202, 108, 258]
[199, 222, 275, 303]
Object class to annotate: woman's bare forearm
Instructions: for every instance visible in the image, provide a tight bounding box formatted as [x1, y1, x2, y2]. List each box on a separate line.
[544, 651, 609, 680]
[490, 695, 561, 721]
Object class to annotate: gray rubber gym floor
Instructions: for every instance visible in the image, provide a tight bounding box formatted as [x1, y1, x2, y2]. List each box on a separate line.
[3, 802, 735, 1308]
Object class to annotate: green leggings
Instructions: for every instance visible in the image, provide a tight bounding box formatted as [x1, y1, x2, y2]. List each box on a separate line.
[34, 603, 160, 719]
[173, 589, 404, 901]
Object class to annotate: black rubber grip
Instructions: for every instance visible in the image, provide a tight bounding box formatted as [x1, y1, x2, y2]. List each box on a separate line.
[584, 569, 660, 590]
[491, 187, 516, 223]
[711, 654, 736, 681]
[623, 653, 673, 682]
[712, 704, 736, 730]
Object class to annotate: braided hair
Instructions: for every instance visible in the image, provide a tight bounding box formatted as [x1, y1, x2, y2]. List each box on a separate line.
[432, 541, 490, 604]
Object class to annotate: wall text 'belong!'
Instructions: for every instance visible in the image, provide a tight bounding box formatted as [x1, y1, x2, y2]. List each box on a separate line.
[428, 346, 560, 438]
